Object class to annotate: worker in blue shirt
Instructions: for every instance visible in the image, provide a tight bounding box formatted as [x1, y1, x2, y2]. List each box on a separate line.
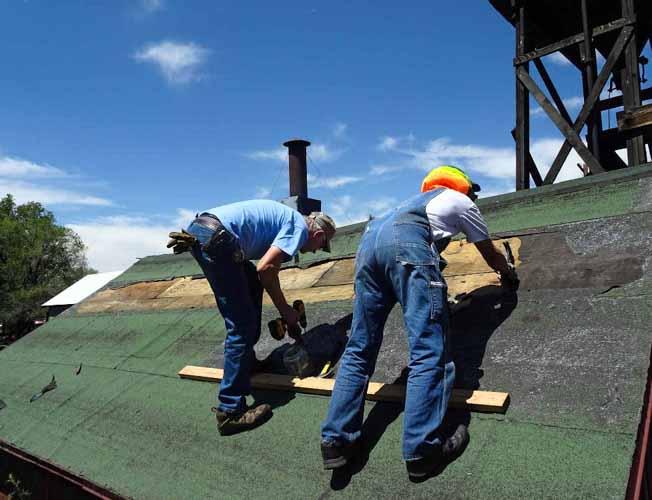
[320, 166, 518, 481]
[168, 200, 336, 435]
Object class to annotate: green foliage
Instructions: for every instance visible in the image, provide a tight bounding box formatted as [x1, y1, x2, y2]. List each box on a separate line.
[0, 194, 95, 337]
[6, 473, 31, 499]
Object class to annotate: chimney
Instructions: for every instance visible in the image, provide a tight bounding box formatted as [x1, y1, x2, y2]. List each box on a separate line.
[280, 138, 321, 215]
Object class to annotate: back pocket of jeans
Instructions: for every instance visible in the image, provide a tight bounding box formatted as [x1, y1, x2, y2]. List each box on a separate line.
[429, 280, 446, 320]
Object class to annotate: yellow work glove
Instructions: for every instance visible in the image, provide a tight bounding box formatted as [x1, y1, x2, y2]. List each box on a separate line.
[167, 229, 198, 254]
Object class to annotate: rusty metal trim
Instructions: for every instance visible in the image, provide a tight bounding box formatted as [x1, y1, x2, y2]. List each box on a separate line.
[626, 346, 652, 500]
[0, 440, 125, 499]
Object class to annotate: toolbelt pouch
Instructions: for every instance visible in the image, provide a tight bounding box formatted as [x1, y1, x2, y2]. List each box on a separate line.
[202, 225, 245, 263]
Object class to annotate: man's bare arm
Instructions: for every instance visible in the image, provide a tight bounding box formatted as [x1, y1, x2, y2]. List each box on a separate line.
[256, 246, 299, 325]
[475, 240, 518, 283]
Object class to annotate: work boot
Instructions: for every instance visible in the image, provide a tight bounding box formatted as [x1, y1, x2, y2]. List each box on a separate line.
[321, 440, 360, 470]
[212, 404, 272, 436]
[406, 424, 470, 482]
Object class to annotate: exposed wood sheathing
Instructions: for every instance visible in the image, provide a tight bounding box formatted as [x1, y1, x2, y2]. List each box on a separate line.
[76, 238, 521, 315]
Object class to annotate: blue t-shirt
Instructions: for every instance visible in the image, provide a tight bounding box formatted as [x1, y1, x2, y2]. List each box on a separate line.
[206, 200, 308, 260]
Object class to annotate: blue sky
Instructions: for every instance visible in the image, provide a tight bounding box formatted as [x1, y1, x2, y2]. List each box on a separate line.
[1, 1, 650, 271]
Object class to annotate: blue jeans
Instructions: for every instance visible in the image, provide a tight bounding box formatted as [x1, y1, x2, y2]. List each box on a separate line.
[320, 216, 454, 460]
[187, 222, 263, 414]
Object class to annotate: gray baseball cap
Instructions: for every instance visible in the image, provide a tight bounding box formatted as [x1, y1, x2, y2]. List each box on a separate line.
[309, 212, 336, 252]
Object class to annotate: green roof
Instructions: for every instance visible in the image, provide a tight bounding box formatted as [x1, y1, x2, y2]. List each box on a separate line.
[1, 163, 652, 499]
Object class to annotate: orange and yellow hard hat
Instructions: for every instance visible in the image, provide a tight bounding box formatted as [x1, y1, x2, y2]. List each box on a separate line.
[421, 165, 481, 200]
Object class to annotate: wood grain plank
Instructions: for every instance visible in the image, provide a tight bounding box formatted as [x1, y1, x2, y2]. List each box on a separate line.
[178, 366, 509, 413]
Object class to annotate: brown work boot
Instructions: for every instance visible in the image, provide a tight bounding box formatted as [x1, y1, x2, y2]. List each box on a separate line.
[406, 424, 470, 482]
[212, 404, 272, 436]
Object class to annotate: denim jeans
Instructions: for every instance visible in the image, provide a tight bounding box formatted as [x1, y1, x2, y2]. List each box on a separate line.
[320, 214, 454, 461]
[186, 221, 263, 414]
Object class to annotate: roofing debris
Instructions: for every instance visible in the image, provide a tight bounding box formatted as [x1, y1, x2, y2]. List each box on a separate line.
[28, 376, 57, 403]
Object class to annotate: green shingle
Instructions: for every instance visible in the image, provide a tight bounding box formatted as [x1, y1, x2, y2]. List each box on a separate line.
[1, 166, 652, 498]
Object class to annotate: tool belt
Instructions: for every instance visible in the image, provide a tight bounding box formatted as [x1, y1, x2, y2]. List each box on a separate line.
[194, 213, 245, 264]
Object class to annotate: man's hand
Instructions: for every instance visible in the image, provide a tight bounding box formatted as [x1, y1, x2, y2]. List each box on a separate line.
[500, 264, 520, 290]
[167, 229, 197, 254]
[475, 239, 519, 290]
[280, 304, 300, 328]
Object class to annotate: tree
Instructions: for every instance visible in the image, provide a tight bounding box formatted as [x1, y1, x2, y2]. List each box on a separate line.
[0, 194, 95, 338]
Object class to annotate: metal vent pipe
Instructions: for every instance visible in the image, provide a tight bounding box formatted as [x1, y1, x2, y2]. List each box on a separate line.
[283, 139, 310, 198]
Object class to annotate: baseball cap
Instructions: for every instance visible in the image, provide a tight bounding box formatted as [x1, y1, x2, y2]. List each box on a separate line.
[309, 212, 336, 252]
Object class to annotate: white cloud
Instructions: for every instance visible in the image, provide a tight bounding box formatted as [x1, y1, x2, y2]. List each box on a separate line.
[246, 147, 287, 162]
[0, 179, 112, 206]
[532, 96, 584, 117]
[246, 143, 342, 163]
[141, 0, 164, 13]
[328, 195, 397, 226]
[254, 186, 272, 198]
[172, 208, 196, 228]
[133, 41, 209, 85]
[546, 52, 572, 66]
[378, 136, 398, 152]
[307, 174, 362, 189]
[68, 216, 171, 272]
[477, 184, 514, 199]
[377, 134, 589, 184]
[0, 153, 112, 207]
[333, 122, 348, 138]
[369, 164, 403, 176]
[377, 134, 415, 152]
[309, 144, 343, 162]
[406, 137, 515, 179]
[530, 138, 583, 182]
[0, 156, 66, 178]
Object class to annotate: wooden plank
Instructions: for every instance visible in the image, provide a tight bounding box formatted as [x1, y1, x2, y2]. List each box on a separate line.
[580, 0, 602, 164]
[518, 67, 604, 176]
[514, 2, 530, 190]
[178, 366, 510, 414]
[513, 17, 630, 66]
[533, 59, 572, 126]
[597, 87, 652, 112]
[619, 0, 647, 166]
[511, 128, 543, 187]
[543, 26, 633, 184]
[617, 104, 652, 131]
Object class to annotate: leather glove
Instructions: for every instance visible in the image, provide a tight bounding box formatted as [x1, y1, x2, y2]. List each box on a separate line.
[167, 229, 198, 254]
[500, 263, 520, 290]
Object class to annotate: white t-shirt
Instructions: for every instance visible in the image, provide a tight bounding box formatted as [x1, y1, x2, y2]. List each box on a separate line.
[425, 189, 489, 243]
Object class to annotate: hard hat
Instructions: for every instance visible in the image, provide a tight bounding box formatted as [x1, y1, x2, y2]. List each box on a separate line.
[421, 165, 481, 199]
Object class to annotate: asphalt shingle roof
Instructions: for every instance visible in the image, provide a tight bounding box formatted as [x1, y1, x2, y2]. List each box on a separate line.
[1, 163, 651, 499]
